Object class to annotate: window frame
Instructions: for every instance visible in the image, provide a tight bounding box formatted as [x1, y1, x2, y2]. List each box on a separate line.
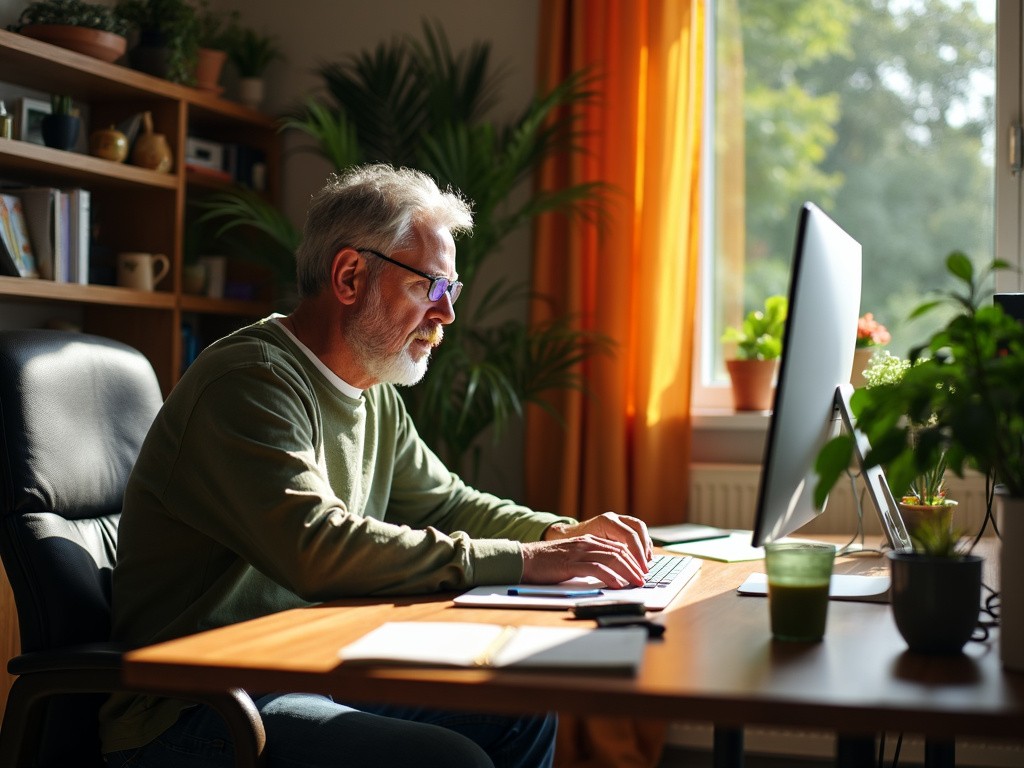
[693, 0, 1018, 418]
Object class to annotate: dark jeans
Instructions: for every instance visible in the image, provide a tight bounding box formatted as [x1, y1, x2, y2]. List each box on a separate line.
[104, 692, 557, 768]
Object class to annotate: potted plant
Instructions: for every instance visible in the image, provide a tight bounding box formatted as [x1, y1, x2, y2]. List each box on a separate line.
[39, 93, 79, 151]
[851, 311, 890, 387]
[9, 0, 130, 62]
[814, 251, 1024, 668]
[888, 517, 982, 654]
[115, 0, 199, 85]
[224, 26, 283, 109]
[859, 352, 958, 538]
[721, 294, 788, 411]
[193, 1, 236, 94]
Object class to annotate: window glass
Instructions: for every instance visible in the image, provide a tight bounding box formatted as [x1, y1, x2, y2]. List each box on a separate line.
[701, 0, 996, 399]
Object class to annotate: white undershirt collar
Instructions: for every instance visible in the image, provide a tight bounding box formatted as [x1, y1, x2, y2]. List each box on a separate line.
[271, 316, 363, 399]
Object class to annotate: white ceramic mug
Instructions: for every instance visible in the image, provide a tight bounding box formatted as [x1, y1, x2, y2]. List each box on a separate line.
[200, 255, 227, 299]
[118, 252, 170, 291]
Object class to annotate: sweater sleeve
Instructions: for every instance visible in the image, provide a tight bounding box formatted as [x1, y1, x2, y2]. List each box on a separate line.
[159, 354, 568, 600]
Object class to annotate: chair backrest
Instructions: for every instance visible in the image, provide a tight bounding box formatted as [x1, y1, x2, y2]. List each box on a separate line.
[0, 329, 163, 653]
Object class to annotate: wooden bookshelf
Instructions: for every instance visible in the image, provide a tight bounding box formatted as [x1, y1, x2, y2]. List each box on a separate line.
[0, 28, 283, 722]
[0, 27, 281, 395]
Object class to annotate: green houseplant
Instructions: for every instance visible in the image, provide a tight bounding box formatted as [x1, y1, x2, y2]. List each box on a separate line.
[814, 251, 1024, 665]
[224, 25, 282, 109]
[193, 0, 235, 93]
[10, 0, 130, 62]
[859, 352, 958, 538]
[115, 0, 199, 84]
[721, 294, 787, 411]
[199, 21, 607, 479]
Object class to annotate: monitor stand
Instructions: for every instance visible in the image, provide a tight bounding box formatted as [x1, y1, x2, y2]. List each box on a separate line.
[832, 384, 914, 553]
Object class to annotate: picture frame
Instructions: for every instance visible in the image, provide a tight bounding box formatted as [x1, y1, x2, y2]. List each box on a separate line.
[15, 97, 51, 145]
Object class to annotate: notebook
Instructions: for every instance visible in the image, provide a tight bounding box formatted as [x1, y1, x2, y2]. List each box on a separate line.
[338, 621, 648, 674]
[453, 553, 701, 611]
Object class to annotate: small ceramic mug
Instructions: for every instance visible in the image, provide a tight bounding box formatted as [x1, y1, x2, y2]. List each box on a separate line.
[118, 252, 170, 292]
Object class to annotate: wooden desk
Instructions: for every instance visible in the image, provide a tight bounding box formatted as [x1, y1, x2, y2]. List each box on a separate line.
[123, 540, 1022, 762]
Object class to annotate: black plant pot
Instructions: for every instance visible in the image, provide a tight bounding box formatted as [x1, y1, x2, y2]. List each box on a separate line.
[40, 114, 81, 151]
[888, 551, 982, 654]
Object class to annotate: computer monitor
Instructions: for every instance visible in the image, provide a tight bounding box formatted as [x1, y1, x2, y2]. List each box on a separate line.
[750, 203, 912, 551]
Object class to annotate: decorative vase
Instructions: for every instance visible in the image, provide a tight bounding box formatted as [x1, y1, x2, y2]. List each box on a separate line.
[238, 77, 265, 110]
[997, 492, 1024, 671]
[40, 113, 80, 151]
[195, 47, 227, 95]
[89, 125, 128, 162]
[131, 111, 172, 173]
[850, 347, 875, 387]
[888, 551, 982, 654]
[725, 358, 777, 411]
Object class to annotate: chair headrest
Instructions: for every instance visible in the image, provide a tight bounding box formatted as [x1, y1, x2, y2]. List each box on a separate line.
[0, 329, 163, 520]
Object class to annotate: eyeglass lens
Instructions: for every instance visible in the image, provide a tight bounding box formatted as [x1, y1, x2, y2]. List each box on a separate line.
[430, 279, 462, 304]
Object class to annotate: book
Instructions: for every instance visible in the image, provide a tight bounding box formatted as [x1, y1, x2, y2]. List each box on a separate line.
[17, 187, 60, 281]
[338, 621, 647, 674]
[0, 193, 38, 277]
[63, 188, 90, 285]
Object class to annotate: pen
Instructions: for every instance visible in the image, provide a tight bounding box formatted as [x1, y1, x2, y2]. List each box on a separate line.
[472, 625, 518, 667]
[507, 586, 604, 598]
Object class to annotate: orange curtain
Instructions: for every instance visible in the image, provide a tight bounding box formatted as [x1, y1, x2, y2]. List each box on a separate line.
[528, 2, 705, 766]
[528, 0, 705, 529]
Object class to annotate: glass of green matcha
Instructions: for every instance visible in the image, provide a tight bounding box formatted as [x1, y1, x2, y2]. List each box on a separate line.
[764, 542, 836, 642]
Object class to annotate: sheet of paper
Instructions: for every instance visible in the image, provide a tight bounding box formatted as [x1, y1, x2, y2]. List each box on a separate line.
[736, 572, 891, 603]
[665, 531, 832, 563]
[664, 531, 767, 561]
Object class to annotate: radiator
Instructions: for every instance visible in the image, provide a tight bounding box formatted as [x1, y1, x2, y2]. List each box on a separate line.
[687, 463, 993, 538]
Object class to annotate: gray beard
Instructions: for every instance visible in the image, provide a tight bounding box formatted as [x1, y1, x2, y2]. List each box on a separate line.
[345, 284, 439, 387]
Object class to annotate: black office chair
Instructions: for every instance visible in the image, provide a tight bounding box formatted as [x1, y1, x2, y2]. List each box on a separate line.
[0, 329, 266, 767]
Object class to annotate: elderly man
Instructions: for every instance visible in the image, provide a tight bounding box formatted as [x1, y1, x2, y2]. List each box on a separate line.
[100, 164, 651, 768]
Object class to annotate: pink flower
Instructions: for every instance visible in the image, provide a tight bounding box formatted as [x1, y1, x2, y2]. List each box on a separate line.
[856, 313, 891, 348]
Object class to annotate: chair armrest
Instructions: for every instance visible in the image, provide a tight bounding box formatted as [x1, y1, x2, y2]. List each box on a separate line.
[7, 642, 128, 676]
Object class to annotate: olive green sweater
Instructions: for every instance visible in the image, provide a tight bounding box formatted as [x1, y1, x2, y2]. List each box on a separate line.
[99, 317, 573, 753]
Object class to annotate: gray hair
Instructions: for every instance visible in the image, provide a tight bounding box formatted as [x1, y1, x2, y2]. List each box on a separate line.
[294, 164, 474, 298]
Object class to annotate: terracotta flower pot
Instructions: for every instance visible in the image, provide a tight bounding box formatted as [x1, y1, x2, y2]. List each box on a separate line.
[195, 47, 228, 94]
[20, 24, 126, 63]
[725, 358, 777, 411]
[850, 346, 875, 387]
[898, 501, 956, 540]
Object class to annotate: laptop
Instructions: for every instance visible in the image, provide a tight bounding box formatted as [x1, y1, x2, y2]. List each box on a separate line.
[453, 553, 701, 611]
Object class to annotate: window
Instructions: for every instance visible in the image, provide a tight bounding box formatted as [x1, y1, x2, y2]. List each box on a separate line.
[696, 0, 1002, 410]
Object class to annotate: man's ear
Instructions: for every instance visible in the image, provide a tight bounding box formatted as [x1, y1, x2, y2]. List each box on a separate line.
[330, 248, 364, 306]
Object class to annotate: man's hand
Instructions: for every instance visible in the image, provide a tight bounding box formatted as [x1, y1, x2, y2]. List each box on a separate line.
[520, 512, 653, 587]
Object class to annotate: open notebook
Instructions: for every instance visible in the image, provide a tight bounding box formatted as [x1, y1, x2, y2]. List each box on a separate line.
[338, 621, 648, 674]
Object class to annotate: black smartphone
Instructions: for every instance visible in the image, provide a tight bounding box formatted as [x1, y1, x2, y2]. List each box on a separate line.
[571, 600, 647, 619]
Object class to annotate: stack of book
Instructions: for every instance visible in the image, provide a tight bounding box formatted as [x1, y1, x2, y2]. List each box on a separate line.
[0, 187, 90, 283]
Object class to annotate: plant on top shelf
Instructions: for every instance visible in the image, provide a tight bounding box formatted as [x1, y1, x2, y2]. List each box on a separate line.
[9, 0, 130, 34]
[115, 0, 199, 85]
[721, 294, 787, 411]
[224, 25, 283, 78]
[8, 0, 131, 63]
[194, 0, 236, 51]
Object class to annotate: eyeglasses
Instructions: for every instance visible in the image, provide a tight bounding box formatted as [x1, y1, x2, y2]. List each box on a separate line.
[357, 248, 463, 305]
